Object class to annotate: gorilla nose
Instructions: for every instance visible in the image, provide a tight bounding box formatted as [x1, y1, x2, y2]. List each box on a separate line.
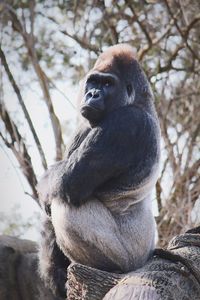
[87, 88, 101, 100]
[85, 89, 105, 111]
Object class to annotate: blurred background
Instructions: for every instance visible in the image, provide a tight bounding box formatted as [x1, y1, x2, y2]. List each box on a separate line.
[0, 0, 199, 247]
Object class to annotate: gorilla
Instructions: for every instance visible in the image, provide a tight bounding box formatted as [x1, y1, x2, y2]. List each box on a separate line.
[37, 44, 161, 297]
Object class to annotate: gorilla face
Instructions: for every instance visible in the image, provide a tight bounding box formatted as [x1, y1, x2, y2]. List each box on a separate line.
[80, 44, 153, 125]
[81, 71, 134, 124]
[81, 72, 118, 122]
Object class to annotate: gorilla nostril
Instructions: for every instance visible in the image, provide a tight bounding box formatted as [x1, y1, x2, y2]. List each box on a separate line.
[93, 92, 100, 99]
[87, 92, 93, 98]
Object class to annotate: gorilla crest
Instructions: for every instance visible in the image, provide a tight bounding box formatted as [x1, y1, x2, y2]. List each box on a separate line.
[37, 44, 161, 297]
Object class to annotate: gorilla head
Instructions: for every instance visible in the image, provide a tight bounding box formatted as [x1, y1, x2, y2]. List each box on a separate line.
[80, 44, 153, 124]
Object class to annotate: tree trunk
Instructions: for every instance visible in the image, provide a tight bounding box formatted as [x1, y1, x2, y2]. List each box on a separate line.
[67, 227, 200, 300]
[67, 264, 122, 300]
[1, 228, 200, 300]
[0, 235, 62, 300]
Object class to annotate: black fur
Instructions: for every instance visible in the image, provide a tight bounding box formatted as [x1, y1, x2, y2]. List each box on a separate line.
[38, 217, 69, 297]
[58, 106, 159, 207]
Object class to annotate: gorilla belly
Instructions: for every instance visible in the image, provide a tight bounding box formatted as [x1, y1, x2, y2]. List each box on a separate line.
[51, 197, 156, 272]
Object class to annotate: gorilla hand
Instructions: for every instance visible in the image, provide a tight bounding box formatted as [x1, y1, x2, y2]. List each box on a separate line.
[38, 157, 90, 209]
[37, 161, 68, 215]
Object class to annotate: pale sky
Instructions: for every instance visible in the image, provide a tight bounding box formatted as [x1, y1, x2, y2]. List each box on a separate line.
[0, 81, 78, 241]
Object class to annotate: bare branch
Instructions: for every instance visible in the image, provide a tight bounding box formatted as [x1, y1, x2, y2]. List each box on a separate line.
[157, 44, 184, 73]
[3, 3, 65, 161]
[125, 0, 152, 46]
[183, 13, 200, 37]
[163, 0, 200, 62]
[0, 45, 47, 170]
[39, 13, 100, 54]
[138, 12, 178, 60]
[0, 103, 39, 203]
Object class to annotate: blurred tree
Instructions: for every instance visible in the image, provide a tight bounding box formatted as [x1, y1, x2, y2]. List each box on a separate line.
[0, 0, 199, 246]
[0, 204, 40, 237]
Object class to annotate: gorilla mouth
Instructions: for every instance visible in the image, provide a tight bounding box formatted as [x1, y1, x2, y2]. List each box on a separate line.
[81, 105, 104, 122]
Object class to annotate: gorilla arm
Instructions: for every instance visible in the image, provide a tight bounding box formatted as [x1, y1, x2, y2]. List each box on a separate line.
[66, 121, 91, 158]
[37, 122, 91, 213]
[57, 107, 145, 207]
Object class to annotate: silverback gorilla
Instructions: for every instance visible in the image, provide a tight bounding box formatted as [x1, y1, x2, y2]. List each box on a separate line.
[37, 44, 161, 297]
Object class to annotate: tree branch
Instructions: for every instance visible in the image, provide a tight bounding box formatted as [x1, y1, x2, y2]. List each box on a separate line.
[125, 0, 152, 46]
[39, 13, 100, 54]
[3, 3, 65, 161]
[163, 0, 200, 62]
[0, 45, 47, 170]
[0, 103, 38, 202]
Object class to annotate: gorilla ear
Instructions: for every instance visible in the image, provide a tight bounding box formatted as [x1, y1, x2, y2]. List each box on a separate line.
[126, 84, 133, 97]
[142, 85, 151, 97]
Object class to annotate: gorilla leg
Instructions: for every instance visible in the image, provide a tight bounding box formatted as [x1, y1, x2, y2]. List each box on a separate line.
[38, 216, 70, 297]
[51, 198, 155, 272]
[114, 198, 156, 270]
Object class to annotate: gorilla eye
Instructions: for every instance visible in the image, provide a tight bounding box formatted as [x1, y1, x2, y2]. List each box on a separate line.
[104, 80, 112, 87]
[127, 84, 132, 96]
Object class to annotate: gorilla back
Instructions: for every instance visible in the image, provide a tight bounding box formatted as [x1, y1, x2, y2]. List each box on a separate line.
[38, 44, 160, 296]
